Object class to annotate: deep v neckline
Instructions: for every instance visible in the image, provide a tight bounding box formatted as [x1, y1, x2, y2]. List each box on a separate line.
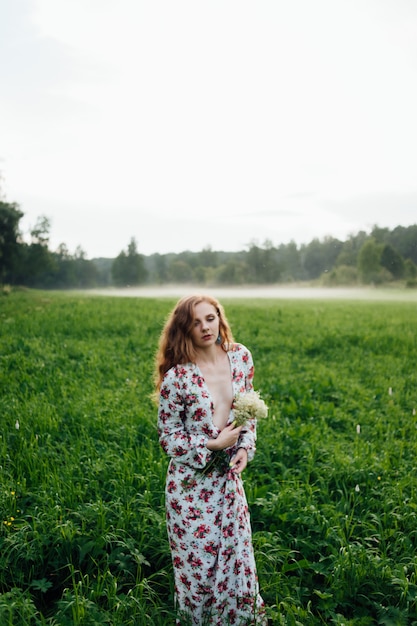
[194, 351, 234, 430]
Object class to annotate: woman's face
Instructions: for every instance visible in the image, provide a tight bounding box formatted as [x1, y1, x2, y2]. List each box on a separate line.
[190, 301, 220, 349]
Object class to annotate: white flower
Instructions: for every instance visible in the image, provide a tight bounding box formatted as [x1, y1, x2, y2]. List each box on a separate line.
[232, 390, 268, 427]
[15, 420, 20, 430]
[388, 387, 393, 396]
[355, 484, 360, 493]
[356, 424, 361, 435]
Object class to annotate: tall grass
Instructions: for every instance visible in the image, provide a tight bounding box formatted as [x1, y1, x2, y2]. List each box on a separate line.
[1, 291, 417, 624]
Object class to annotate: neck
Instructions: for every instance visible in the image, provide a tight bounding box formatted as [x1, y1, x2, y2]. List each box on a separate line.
[195, 344, 221, 366]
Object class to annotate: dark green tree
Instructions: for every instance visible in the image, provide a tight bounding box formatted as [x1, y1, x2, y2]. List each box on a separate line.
[276, 241, 303, 281]
[245, 242, 264, 283]
[0, 200, 24, 283]
[380, 244, 405, 280]
[357, 238, 384, 284]
[335, 231, 368, 267]
[388, 225, 417, 265]
[404, 258, 417, 279]
[215, 260, 247, 285]
[370, 225, 391, 244]
[23, 216, 57, 287]
[151, 253, 168, 283]
[53, 243, 76, 287]
[260, 240, 282, 283]
[302, 237, 343, 280]
[168, 260, 194, 283]
[198, 246, 218, 269]
[72, 246, 96, 287]
[193, 265, 210, 283]
[111, 238, 147, 286]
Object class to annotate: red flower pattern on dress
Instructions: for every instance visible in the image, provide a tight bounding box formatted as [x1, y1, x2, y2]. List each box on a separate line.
[193, 524, 211, 539]
[158, 343, 266, 625]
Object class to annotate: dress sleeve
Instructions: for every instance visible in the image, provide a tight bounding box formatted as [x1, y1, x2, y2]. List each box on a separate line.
[236, 347, 257, 462]
[157, 367, 213, 469]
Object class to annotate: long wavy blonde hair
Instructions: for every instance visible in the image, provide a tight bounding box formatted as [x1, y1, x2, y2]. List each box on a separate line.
[154, 294, 234, 392]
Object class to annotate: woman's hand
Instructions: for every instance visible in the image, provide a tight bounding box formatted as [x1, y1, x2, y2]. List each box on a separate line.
[206, 423, 242, 451]
[229, 448, 248, 474]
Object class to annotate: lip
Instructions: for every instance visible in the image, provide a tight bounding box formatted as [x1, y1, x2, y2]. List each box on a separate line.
[202, 334, 212, 341]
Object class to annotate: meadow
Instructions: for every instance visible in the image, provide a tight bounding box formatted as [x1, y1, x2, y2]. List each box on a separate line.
[1, 290, 417, 625]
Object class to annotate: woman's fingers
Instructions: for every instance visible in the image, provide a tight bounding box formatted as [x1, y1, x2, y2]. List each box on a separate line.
[217, 423, 242, 448]
[230, 449, 248, 473]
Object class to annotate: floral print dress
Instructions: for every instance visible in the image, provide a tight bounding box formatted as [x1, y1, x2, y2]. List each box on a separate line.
[158, 343, 266, 625]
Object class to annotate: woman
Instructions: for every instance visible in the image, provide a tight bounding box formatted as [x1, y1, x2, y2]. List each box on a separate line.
[155, 294, 266, 625]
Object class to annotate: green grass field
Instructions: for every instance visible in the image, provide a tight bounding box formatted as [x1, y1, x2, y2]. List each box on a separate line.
[1, 290, 417, 625]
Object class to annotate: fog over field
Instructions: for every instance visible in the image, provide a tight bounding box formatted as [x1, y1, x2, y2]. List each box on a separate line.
[84, 286, 417, 301]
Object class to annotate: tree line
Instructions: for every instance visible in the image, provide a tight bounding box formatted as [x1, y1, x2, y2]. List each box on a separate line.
[1, 199, 417, 290]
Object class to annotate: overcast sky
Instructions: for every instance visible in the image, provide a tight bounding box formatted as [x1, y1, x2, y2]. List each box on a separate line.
[1, 0, 417, 258]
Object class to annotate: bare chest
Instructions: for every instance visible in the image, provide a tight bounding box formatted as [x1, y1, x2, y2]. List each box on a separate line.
[197, 358, 234, 429]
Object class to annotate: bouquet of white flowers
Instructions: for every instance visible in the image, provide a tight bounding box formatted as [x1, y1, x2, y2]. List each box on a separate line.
[232, 390, 268, 426]
[200, 390, 268, 476]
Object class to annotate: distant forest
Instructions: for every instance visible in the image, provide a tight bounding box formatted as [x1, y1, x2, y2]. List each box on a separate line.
[1, 199, 417, 290]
